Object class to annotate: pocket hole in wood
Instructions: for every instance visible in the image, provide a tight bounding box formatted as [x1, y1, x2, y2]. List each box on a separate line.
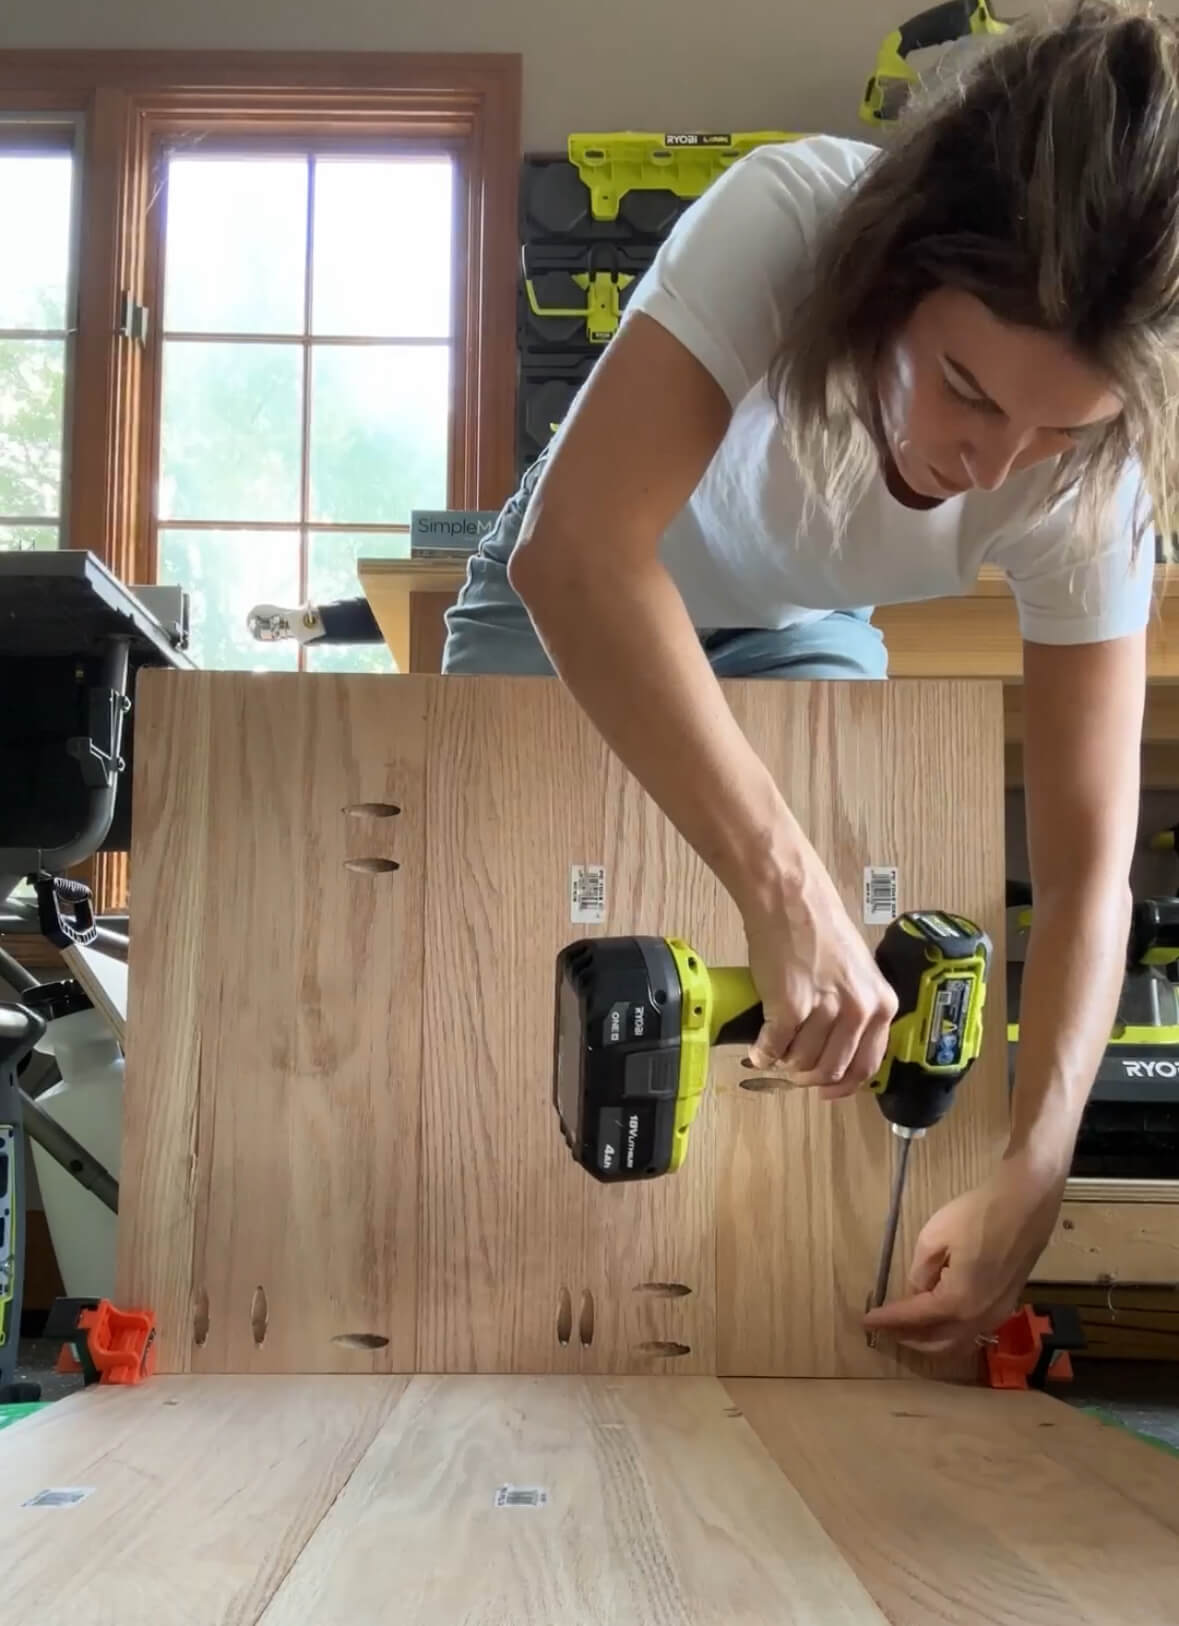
[633, 1341, 691, 1358]
[331, 1332, 390, 1351]
[343, 802, 401, 818]
[193, 1287, 210, 1348]
[251, 1284, 268, 1347]
[633, 1282, 692, 1299]
[343, 857, 400, 875]
[579, 1288, 595, 1347]
[556, 1285, 573, 1346]
[739, 1075, 790, 1093]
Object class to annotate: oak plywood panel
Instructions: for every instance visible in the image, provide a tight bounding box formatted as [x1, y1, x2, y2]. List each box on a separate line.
[122, 673, 429, 1373]
[119, 671, 213, 1370]
[417, 680, 597, 1373]
[575, 747, 744, 1374]
[191, 676, 428, 1373]
[716, 682, 1009, 1377]
[258, 1376, 886, 1626]
[418, 679, 722, 1373]
[730, 1378, 1179, 1626]
[3, 1376, 400, 1626]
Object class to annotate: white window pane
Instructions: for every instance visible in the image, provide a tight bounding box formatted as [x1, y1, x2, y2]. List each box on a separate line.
[163, 158, 308, 335]
[309, 344, 448, 525]
[0, 338, 64, 518]
[158, 529, 300, 671]
[0, 154, 72, 331]
[0, 523, 57, 550]
[312, 158, 453, 338]
[160, 341, 303, 523]
[304, 531, 409, 673]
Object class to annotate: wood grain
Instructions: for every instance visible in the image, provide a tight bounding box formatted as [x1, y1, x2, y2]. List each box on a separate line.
[258, 1376, 885, 1626]
[416, 680, 722, 1373]
[118, 671, 213, 1369]
[124, 675, 1008, 1377]
[121, 673, 430, 1372]
[730, 1377, 1179, 1626]
[715, 681, 1010, 1377]
[3, 1376, 400, 1626]
[10, 1375, 1179, 1623]
[409, 588, 456, 674]
[1031, 1200, 1179, 1285]
[357, 559, 465, 673]
[192, 675, 427, 1373]
[1026, 1284, 1179, 1362]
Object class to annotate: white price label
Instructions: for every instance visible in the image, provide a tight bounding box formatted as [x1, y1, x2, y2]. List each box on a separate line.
[495, 1484, 548, 1508]
[22, 1487, 95, 1509]
[570, 864, 606, 924]
[863, 866, 898, 925]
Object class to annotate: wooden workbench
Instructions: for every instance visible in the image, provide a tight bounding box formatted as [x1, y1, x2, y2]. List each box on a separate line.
[8, 1374, 1179, 1625]
[358, 557, 1179, 688]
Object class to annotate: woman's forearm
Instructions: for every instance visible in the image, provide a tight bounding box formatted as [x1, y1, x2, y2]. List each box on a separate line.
[1006, 878, 1132, 1174]
[509, 542, 812, 916]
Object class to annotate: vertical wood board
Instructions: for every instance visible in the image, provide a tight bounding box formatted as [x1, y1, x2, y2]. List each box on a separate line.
[715, 681, 1009, 1377]
[417, 679, 721, 1373]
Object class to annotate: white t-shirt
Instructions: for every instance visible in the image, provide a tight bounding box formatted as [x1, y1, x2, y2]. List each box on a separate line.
[619, 133, 1154, 644]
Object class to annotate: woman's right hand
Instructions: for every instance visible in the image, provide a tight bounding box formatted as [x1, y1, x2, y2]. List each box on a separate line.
[741, 859, 899, 1099]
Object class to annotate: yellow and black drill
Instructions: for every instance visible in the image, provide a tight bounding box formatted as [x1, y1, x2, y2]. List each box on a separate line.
[553, 910, 991, 1309]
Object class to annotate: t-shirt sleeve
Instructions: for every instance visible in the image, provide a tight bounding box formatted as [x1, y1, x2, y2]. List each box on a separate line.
[994, 460, 1154, 645]
[620, 135, 877, 409]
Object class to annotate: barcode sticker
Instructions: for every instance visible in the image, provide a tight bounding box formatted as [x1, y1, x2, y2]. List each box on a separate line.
[863, 866, 899, 925]
[570, 864, 606, 924]
[22, 1487, 95, 1509]
[495, 1484, 548, 1509]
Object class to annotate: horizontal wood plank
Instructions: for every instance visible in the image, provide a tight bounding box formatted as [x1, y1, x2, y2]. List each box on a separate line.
[730, 1377, 1179, 1626]
[257, 1376, 886, 1626]
[3, 1377, 401, 1626]
[1031, 1201, 1179, 1285]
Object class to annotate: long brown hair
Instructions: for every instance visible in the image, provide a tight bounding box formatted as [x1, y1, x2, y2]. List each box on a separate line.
[772, 0, 1179, 552]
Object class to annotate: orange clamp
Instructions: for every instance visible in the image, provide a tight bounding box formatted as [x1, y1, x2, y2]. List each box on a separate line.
[983, 1303, 1084, 1391]
[53, 1299, 157, 1386]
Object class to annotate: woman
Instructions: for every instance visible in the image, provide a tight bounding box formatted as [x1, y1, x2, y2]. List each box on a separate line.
[443, 1, 1175, 1353]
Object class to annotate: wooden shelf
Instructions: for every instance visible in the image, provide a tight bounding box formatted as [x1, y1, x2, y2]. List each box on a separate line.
[878, 563, 1179, 682]
[358, 557, 466, 673]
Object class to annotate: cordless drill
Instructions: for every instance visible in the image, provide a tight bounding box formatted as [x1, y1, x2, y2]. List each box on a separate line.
[552, 909, 991, 1182]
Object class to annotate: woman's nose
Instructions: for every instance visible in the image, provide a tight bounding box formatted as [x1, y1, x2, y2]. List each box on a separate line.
[962, 427, 1026, 491]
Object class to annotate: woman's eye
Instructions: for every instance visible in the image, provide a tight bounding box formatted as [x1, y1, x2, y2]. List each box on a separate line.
[942, 372, 981, 407]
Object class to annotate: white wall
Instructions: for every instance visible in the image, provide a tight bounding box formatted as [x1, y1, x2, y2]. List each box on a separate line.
[0, 0, 1012, 151]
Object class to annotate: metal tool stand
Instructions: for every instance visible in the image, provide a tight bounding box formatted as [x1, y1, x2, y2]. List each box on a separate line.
[0, 1002, 46, 1391]
[0, 551, 189, 1352]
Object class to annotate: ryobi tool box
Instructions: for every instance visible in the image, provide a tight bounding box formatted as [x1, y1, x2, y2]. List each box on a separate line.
[1007, 886, 1179, 1180]
[515, 130, 802, 477]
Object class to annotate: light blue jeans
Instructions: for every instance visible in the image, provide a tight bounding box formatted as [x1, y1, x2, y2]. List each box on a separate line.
[441, 454, 888, 680]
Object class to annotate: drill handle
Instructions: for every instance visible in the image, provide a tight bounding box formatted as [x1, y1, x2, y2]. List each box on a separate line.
[709, 968, 764, 1047]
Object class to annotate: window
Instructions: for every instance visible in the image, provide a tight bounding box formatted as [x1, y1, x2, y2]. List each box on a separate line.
[153, 148, 456, 673]
[0, 124, 78, 552]
[0, 53, 518, 920]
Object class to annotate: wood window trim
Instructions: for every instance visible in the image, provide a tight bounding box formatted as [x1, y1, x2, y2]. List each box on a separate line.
[0, 51, 520, 921]
[0, 49, 521, 588]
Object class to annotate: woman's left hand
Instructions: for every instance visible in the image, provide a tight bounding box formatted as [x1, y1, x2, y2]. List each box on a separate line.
[861, 1152, 1068, 1354]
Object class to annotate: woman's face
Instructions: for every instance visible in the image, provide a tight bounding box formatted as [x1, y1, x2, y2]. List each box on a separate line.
[875, 287, 1123, 505]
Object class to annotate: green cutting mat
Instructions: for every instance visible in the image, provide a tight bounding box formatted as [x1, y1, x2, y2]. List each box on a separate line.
[0, 1402, 46, 1433]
